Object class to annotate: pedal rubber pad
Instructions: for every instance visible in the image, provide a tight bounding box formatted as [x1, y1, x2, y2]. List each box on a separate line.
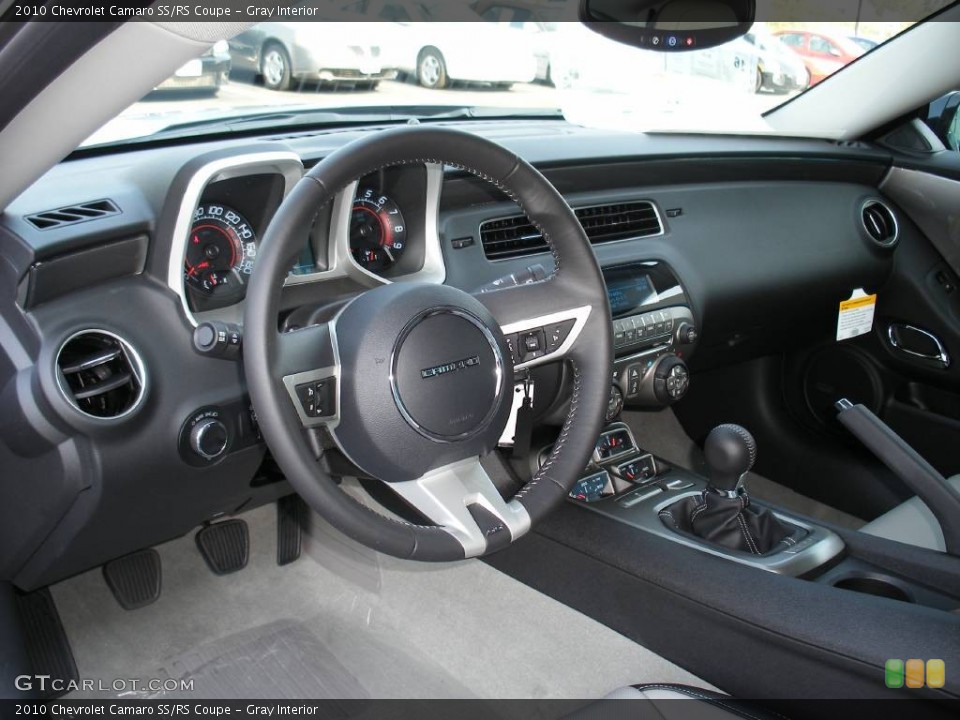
[16, 588, 79, 698]
[195, 519, 249, 575]
[102, 549, 162, 610]
[277, 495, 303, 566]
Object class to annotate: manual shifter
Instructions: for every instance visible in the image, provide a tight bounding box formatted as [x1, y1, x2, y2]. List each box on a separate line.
[703, 423, 757, 495]
[659, 424, 799, 555]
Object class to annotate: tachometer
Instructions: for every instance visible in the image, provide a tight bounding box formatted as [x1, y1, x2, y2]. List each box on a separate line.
[350, 189, 406, 272]
[184, 204, 257, 298]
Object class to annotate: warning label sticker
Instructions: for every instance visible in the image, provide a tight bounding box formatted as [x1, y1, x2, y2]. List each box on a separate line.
[837, 289, 877, 341]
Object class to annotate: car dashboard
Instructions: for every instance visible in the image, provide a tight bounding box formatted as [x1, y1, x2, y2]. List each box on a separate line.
[0, 119, 902, 589]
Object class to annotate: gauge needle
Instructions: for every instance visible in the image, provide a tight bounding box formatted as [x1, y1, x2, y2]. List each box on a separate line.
[185, 260, 210, 277]
[382, 247, 395, 262]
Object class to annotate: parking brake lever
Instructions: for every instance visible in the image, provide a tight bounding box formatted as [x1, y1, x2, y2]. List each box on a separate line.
[835, 398, 960, 555]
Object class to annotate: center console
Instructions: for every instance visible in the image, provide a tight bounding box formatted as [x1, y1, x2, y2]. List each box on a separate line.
[601, 262, 697, 417]
[560, 422, 846, 577]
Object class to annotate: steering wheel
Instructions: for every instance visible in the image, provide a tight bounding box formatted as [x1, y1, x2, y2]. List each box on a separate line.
[244, 127, 612, 561]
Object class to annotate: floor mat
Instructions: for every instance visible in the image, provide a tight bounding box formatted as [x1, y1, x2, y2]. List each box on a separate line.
[150, 620, 368, 700]
[53, 501, 712, 700]
[622, 408, 866, 530]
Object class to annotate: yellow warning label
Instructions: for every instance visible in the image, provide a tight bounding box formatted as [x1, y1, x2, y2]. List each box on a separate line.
[837, 289, 877, 341]
[840, 295, 878, 312]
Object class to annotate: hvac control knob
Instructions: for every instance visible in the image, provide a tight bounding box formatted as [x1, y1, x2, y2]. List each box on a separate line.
[653, 355, 690, 405]
[676, 322, 698, 345]
[190, 418, 229, 460]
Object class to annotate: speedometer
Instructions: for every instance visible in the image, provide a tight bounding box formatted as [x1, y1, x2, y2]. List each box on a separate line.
[184, 204, 257, 299]
[350, 189, 407, 272]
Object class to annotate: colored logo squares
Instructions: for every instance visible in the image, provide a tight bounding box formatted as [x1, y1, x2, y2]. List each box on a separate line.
[885, 659, 945, 688]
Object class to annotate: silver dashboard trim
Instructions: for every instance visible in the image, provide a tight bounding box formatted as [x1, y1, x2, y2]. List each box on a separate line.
[283, 162, 446, 288]
[166, 151, 304, 327]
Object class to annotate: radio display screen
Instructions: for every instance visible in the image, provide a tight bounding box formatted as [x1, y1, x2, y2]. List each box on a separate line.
[604, 267, 658, 317]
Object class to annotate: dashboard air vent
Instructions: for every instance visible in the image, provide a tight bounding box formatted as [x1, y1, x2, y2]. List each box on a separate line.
[56, 331, 145, 419]
[26, 199, 120, 230]
[861, 200, 899, 248]
[480, 201, 662, 260]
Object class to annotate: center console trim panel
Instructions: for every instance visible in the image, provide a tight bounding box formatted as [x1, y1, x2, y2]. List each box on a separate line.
[573, 471, 846, 577]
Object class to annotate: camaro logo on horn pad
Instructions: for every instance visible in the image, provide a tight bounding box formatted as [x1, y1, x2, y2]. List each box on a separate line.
[420, 355, 481, 379]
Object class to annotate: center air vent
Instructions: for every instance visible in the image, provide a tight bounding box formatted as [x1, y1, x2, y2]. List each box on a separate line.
[56, 331, 145, 419]
[480, 200, 663, 260]
[861, 200, 899, 248]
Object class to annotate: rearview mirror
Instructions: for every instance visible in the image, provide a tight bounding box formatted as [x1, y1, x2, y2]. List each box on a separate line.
[579, 0, 755, 51]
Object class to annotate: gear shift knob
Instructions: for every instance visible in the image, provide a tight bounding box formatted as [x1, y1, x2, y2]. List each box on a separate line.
[704, 424, 757, 493]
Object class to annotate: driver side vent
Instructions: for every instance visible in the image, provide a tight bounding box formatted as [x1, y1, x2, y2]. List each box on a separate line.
[480, 200, 662, 260]
[25, 199, 120, 230]
[56, 331, 145, 419]
[861, 200, 899, 248]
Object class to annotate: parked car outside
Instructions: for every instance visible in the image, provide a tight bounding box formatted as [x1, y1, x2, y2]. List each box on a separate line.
[743, 25, 809, 93]
[339, 0, 538, 89]
[155, 40, 231, 95]
[228, 19, 397, 91]
[471, 1, 566, 83]
[773, 28, 865, 86]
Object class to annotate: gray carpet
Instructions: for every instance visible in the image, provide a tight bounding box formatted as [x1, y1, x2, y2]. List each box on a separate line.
[622, 408, 866, 530]
[52, 502, 712, 700]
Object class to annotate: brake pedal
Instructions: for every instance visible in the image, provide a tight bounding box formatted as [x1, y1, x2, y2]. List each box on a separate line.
[102, 549, 162, 610]
[195, 519, 249, 575]
[277, 495, 303, 566]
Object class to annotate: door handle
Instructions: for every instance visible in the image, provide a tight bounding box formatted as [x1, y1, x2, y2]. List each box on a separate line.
[887, 323, 950, 368]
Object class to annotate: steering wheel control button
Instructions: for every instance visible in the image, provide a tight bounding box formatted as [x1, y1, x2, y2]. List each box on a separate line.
[544, 319, 576, 351]
[294, 378, 336, 418]
[519, 328, 546, 361]
[503, 334, 522, 365]
[392, 309, 504, 441]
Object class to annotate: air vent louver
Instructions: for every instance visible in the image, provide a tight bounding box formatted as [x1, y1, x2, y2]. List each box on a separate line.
[26, 199, 119, 230]
[861, 200, 899, 248]
[56, 331, 145, 419]
[480, 201, 662, 260]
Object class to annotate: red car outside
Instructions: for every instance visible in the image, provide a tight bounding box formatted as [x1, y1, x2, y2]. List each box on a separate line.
[772, 29, 865, 86]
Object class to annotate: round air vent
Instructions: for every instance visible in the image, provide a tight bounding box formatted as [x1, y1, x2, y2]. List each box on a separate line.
[56, 330, 145, 419]
[860, 199, 899, 248]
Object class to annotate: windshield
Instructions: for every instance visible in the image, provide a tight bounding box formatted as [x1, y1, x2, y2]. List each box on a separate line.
[83, 0, 949, 148]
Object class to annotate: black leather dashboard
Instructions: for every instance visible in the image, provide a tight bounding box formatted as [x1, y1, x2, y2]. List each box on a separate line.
[0, 118, 907, 587]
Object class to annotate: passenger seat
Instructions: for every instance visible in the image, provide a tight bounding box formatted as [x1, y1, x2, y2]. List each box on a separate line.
[861, 475, 960, 552]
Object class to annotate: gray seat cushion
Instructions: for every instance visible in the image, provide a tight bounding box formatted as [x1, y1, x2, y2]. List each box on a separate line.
[860, 475, 960, 552]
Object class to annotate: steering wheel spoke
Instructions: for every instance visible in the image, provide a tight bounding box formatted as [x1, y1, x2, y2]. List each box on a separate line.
[388, 458, 531, 558]
[276, 322, 339, 429]
[475, 281, 593, 371]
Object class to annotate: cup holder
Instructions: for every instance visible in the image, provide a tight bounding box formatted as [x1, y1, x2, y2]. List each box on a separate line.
[832, 575, 913, 603]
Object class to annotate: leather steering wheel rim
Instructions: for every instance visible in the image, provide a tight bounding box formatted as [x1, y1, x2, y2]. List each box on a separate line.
[244, 126, 612, 561]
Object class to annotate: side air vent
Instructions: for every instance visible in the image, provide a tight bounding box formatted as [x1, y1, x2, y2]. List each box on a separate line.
[480, 201, 663, 260]
[56, 331, 145, 419]
[861, 200, 899, 248]
[26, 199, 120, 230]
